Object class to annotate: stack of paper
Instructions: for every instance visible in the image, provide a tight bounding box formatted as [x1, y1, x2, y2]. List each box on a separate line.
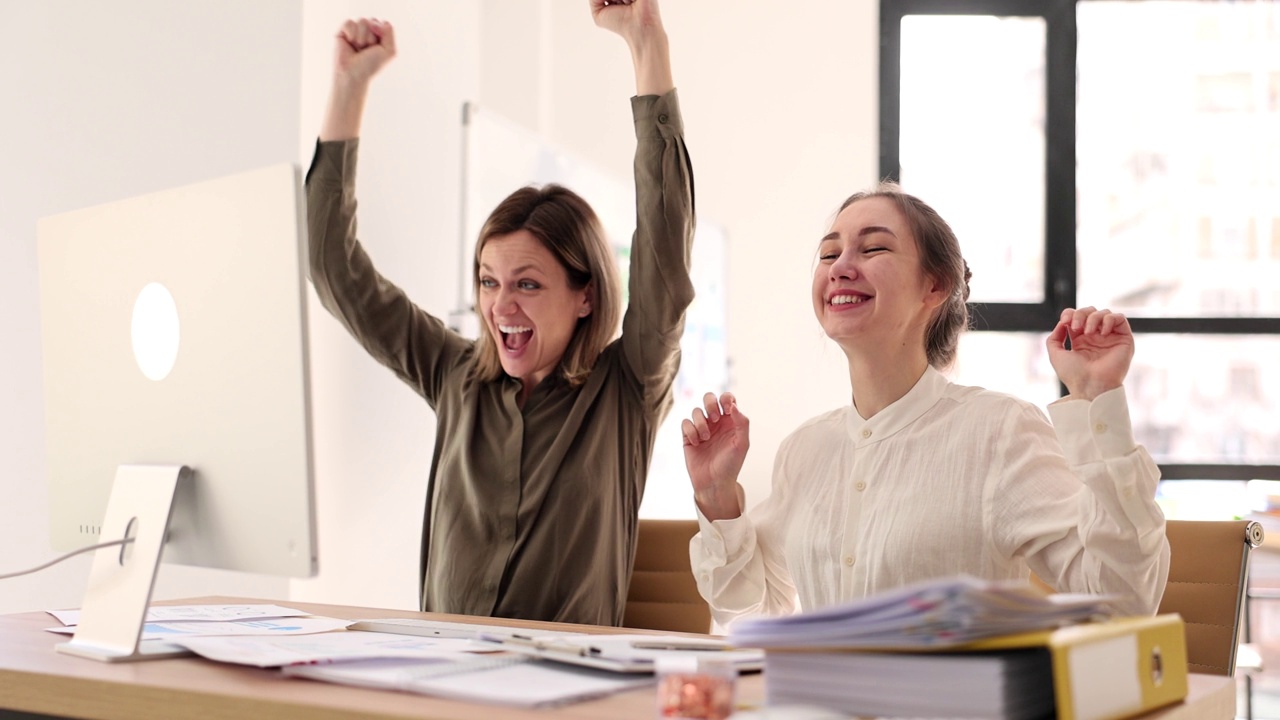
[758, 615, 1189, 720]
[765, 647, 1056, 719]
[729, 575, 1115, 649]
[724, 578, 1188, 720]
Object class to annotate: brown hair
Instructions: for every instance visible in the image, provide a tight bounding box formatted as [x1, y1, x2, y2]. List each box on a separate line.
[468, 184, 622, 386]
[837, 182, 972, 368]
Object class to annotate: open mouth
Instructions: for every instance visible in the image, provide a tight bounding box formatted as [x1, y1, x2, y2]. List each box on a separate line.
[498, 324, 533, 353]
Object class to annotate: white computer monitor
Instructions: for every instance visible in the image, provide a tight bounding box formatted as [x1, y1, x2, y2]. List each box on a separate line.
[36, 163, 318, 661]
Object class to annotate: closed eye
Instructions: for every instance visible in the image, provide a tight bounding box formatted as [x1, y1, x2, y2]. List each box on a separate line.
[864, 246, 888, 254]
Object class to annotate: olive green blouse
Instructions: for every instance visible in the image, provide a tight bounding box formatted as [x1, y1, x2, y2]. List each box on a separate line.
[305, 90, 695, 625]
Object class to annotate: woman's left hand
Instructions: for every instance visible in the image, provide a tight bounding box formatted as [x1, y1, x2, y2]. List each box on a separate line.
[1046, 307, 1134, 401]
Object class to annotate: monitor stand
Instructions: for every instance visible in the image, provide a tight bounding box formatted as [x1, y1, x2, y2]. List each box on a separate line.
[57, 465, 194, 662]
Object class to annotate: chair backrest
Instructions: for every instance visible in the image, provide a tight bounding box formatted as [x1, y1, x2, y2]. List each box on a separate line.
[624, 519, 712, 634]
[1156, 518, 1264, 675]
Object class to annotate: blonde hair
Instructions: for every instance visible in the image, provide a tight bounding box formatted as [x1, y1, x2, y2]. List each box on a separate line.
[468, 184, 622, 386]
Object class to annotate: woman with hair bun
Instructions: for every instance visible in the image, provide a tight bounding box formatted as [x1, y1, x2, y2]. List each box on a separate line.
[681, 183, 1169, 626]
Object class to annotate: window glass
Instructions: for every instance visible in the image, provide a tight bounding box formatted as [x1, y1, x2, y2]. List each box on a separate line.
[951, 332, 1280, 466]
[1128, 335, 1280, 464]
[947, 331, 1060, 409]
[1078, 1, 1280, 317]
[1156, 480, 1249, 521]
[900, 15, 1046, 304]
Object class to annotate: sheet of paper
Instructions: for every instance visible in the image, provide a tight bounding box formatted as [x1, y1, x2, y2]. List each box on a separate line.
[729, 574, 1119, 649]
[46, 615, 353, 641]
[286, 658, 653, 708]
[408, 661, 654, 707]
[518, 633, 764, 668]
[175, 630, 497, 668]
[48, 604, 309, 626]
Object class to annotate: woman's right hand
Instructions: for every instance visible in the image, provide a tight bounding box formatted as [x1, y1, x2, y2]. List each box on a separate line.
[682, 392, 749, 521]
[330, 18, 394, 86]
[320, 18, 396, 142]
[333, 18, 397, 85]
[588, 0, 672, 97]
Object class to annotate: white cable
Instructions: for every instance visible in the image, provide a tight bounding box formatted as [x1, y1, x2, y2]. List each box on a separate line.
[0, 538, 133, 580]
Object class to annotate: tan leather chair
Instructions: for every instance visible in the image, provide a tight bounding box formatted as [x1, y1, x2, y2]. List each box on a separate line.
[1156, 518, 1263, 676]
[1032, 519, 1261, 676]
[624, 519, 712, 634]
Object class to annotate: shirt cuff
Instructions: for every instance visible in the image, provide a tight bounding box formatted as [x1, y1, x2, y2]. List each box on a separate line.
[631, 89, 683, 139]
[696, 502, 753, 556]
[305, 138, 360, 190]
[1047, 386, 1139, 465]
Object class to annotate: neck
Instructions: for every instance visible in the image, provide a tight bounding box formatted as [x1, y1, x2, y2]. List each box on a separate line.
[843, 343, 931, 419]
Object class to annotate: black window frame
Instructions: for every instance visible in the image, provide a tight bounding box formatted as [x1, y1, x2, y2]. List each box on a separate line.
[880, 0, 1280, 481]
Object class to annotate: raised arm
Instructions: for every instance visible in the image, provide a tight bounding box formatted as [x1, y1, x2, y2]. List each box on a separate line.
[591, 0, 696, 410]
[307, 19, 470, 405]
[992, 307, 1168, 615]
[684, 393, 800, 625]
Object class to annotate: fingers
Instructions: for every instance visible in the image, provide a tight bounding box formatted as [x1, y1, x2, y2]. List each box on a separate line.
[337, 18, 394, 53]
[1054, 306, 1129, 339]
[372, 20, 397, 55]
[702, 392, 722, 424]
[683, 408, 711, 444]
[681, 391, 742, 446]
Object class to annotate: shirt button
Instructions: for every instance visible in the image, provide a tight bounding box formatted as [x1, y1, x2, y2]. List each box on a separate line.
[861, 428, 872, 439]
[844, 556, 855, 567]
[658, 113, 669, 123]
[855, 482, 866, 492]
[1094, 422, 1108, 434]
[700, 572, 710, 583]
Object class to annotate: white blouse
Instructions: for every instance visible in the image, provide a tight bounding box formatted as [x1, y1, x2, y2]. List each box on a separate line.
[691, 367, 1170, 628]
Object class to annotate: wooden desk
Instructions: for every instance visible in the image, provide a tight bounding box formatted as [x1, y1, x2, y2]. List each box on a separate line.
[0, 596, 1237, 720]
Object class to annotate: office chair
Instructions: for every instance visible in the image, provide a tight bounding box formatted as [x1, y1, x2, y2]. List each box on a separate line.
[624, 519, 712, 634]
[1156, 518, 1263, 676]
[1033, 520, 1261, 675]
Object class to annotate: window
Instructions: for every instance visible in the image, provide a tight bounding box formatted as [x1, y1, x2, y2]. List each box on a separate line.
[881, 0, 1280, 500]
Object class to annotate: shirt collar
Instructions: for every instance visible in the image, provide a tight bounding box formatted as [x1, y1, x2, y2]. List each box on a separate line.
[845, 366, 949, 445]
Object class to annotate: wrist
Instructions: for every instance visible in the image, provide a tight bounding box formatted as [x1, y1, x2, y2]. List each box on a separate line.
[695, 485, 742, 522]
[628, 31, 673, 96]
[330, 73, 372, 100]
[1064, 382, 1120, 403]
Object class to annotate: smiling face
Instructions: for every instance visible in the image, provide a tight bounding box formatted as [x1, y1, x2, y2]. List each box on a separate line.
[812, 196, 946, 359]
[477, 229, 592, 390]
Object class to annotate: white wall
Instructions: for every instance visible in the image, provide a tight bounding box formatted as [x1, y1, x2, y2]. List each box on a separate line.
[0, 0, 303, 614]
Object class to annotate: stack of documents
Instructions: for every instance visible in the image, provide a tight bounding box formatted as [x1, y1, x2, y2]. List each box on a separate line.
[729, 575, 1116, 649]
[725, 577, 1188, 720]
[760, 615, 1189, 720]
